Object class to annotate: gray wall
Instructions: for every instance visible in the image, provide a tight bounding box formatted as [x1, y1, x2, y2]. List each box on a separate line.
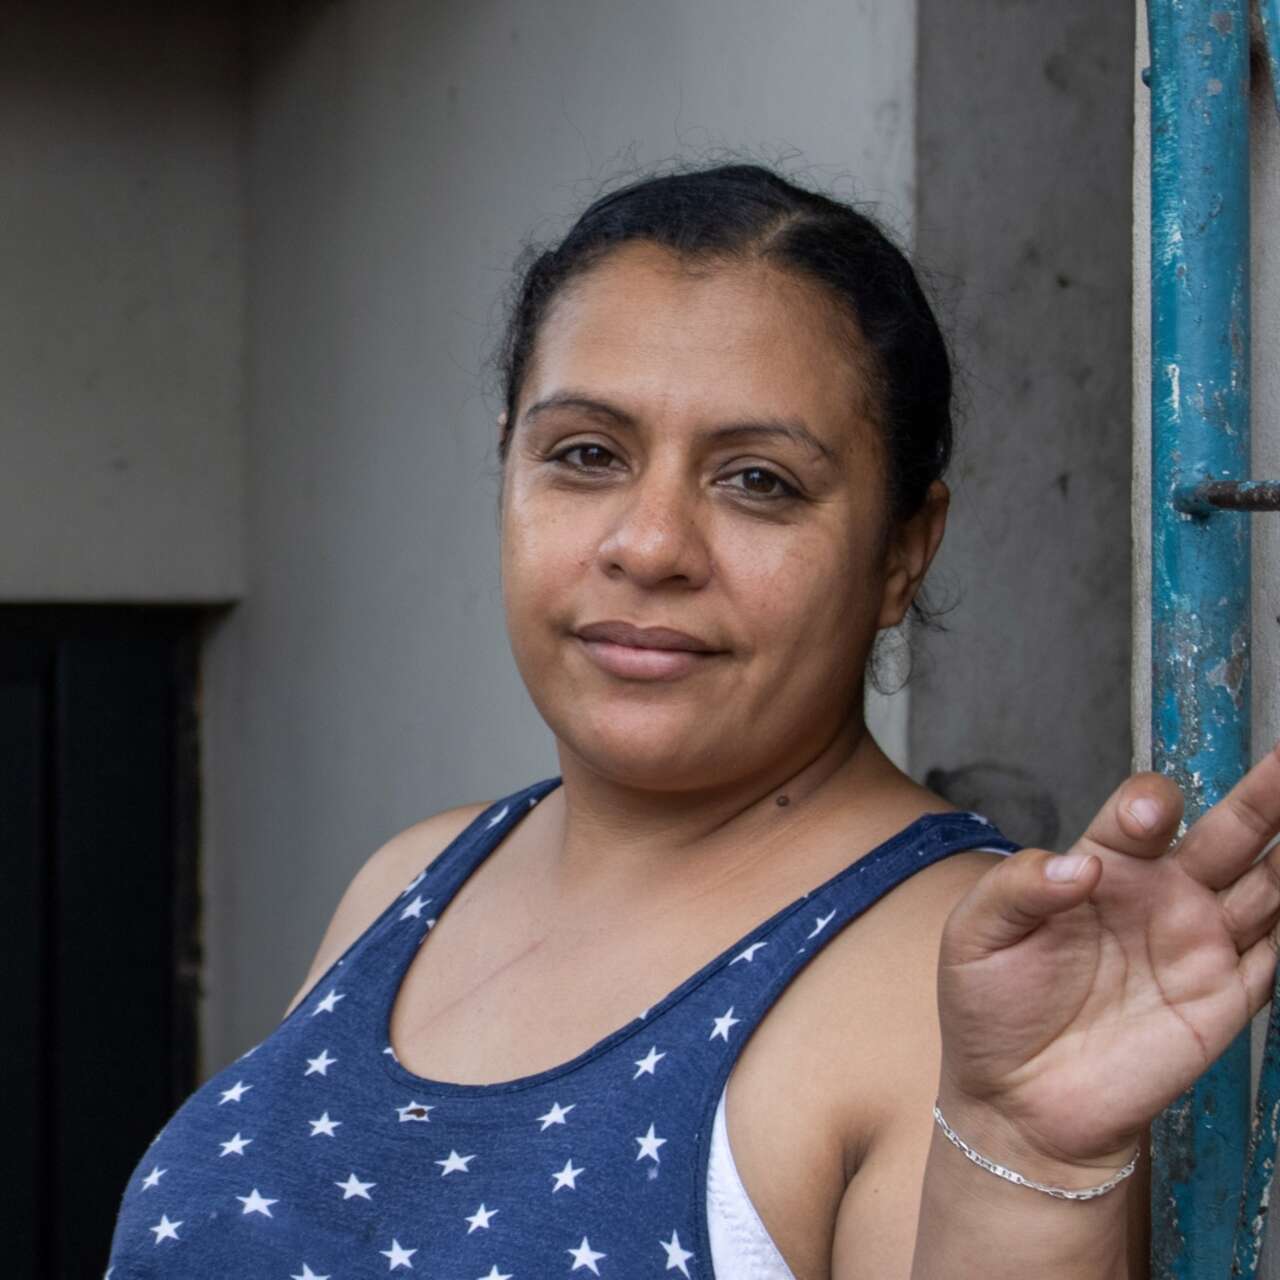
[1, 3, 244, 602]
[3, 0, 1139, 1089]
[203, 0, 919, 1069]
[912, 1, 1135, 848]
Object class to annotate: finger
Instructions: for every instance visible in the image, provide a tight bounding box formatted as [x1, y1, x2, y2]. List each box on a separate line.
[1237, 927, 1280, 1019]
[1219, 843, 1280, 951]
[1176, 740, 1280, 890]
[1075, 772, 1184, 862]
[941, 847, 1103, 965]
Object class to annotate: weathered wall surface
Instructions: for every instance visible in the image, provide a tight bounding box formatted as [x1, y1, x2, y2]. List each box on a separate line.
[913, 2, 1136, 848]
[202, 0, 918, 1068]
[0, 3, 244, 602]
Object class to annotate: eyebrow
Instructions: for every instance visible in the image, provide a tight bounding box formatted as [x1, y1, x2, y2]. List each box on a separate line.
[522, 392, 839, 465]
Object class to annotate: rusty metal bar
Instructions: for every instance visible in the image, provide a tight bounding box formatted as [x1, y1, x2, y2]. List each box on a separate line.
[1174, 480, 1280, 516]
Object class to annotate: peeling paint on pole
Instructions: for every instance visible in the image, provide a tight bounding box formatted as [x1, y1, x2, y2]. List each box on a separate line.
[1147, 0, 1252, 1276]
[1234, 1003, 1280, 1275]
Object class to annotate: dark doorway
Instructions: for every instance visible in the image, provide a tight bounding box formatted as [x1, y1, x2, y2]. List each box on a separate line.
[1, 606, 202, 1277]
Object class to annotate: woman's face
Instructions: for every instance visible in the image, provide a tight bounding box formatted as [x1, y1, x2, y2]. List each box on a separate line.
[501, 242, 938, 793]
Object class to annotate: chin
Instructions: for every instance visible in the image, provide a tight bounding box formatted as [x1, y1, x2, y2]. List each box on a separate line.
[549, 701, 741, 794]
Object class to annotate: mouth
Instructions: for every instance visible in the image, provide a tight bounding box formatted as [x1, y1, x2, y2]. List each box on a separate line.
[572, 620, 726, 681]
[574, 621, 719, 652]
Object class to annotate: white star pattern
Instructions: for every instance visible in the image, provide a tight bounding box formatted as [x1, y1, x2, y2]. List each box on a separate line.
[381, 1239, 417, 1270]
[397, 1100, 435, 1123]
[661, 1230, 694, 1276]
[635, 1123, 667, 1163]
[218, 1080, 252, 1104]
[710, 1007, 741, 1042]
[807, 909, 836, 939]
[552, 1159, 584, 1192]
[219, 1133, 251, 1157]
[485, 805, 510, 829]
[633, 1046, 666, 1078]
[466, 1203, 499, 1231]
[730, 941, 768, 964]
[305, 1048, 337, 1076]
[477, 1267, 513, 1280]
[309, 1111, 341, 1137]
[435, 1149, 475, 1175]
[336, 1172, 376, 1200]
[311, 989, 345, 1015]
[400, 894, 429, 921]
[237, 1188, 277, 1216]
[149, 1214, 182, 1244]
[536, 1100, 574, 1130]
[140, 1165, 166, 1189]
[291, 1266, 330, 1280]
[568, 1237, 606, 1274]
[400, 869, 426, 897]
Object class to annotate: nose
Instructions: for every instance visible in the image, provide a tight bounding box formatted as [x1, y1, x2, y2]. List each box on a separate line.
[595, 466, 711, 590]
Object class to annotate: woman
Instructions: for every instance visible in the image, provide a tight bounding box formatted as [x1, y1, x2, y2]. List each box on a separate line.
[108, 165, 1280, 1280]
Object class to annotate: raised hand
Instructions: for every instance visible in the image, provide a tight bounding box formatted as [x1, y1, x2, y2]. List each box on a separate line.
[935, 743, 1280, 1178]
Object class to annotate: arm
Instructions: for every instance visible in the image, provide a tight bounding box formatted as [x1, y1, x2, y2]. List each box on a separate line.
[909, 1099, 1142, 1279]
[836, 1103, 1147, 1280]
[281, 801, 486, 1018]
[828, 854, 1147, 1280]
[837, 747, 1280, 1280]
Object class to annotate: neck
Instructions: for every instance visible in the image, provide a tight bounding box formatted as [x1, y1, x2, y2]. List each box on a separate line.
[542, 717, 901, 901]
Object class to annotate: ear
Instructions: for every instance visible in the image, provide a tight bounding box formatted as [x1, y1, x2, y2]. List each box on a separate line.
[876, 480, 949, 629]
[497, 409, 512, 463]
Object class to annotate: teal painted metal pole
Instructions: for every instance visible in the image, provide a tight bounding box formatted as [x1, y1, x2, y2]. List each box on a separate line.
[1147, 1, 1252, 1277]
[1233, 10, 1280, 1273]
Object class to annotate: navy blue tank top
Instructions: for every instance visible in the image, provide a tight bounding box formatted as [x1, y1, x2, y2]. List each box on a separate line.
[107, 779, 1016, 1279]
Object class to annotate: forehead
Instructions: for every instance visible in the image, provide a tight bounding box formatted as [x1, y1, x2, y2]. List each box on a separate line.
[520, 243, 877, 453]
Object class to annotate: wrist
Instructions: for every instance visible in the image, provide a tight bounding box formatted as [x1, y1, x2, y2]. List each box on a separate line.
[934, 1085, 1141, 1195]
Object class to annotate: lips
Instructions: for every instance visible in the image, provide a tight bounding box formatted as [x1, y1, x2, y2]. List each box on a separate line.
[573, 621, 721, 653]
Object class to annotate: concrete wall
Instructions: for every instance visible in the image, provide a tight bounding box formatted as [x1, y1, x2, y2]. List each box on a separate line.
[912, 2, 1136, 848]
[202, 0, 918, 1069]
[0, 3, 244, 602]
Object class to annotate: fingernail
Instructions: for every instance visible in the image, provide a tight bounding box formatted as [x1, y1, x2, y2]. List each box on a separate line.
[1128, 797, 1161, 831]
[1045, 853, 1089, 882]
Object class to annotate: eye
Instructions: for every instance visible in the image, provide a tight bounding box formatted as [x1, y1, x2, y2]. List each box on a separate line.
[720, 466, 799, 500]
[551, 442, 621, 471]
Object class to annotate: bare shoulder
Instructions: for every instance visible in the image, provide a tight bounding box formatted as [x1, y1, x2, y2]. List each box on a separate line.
[802, 849, 1006, 1133]
[842, 850, 1005, 1112]
[281, 800, 489, 1018]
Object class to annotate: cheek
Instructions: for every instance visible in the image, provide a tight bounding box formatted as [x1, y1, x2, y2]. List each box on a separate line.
[500, 486, 594, 625]
[722, 525, 875, 652]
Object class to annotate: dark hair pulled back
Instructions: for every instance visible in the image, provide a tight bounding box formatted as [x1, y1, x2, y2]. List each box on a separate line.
[497, 163, 953, 525]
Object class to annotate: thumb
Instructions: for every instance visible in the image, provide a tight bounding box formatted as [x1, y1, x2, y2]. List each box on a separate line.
[941, 847, 1103, 966]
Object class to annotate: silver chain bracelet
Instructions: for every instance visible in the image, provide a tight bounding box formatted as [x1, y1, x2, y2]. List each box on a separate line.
[932, 1103, 1140, 1201]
